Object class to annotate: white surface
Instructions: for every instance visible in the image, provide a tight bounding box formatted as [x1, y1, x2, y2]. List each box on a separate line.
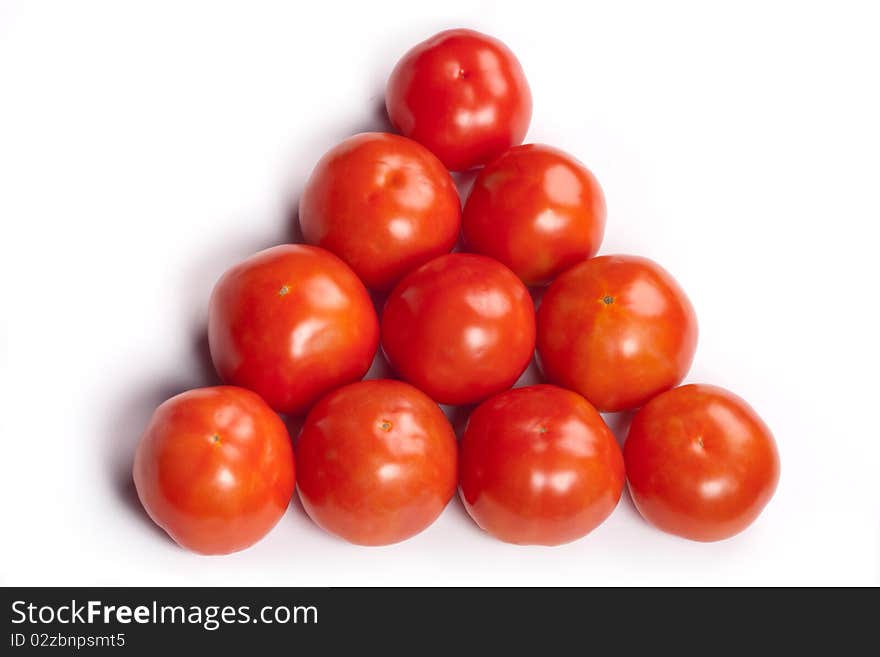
[1, 0, 878, 587]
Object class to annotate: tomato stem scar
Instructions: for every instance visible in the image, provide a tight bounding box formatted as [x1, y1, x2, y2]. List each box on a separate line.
[380, 420, 393, 432]
[279, 285, 290, 296]
[602, 296, 614, 305]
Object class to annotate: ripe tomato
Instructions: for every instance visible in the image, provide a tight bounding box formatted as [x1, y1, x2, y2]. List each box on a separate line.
[133, 386, 295, 555]
[381, 253, 536, 405]
[463, 144, 606, 286]
[386, 28, 532, 171]
[208, 245, 378, 416]
[299, 132, 461, 291]
[295, 379, 457, 546]
[624, 384, 780, 542]
[459, 385, 624, 545]
[537, 255, 697, 412]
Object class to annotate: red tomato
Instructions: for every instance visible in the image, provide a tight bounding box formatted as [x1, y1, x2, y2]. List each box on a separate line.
[208, 245, 378, 416]
[296, 379, 457, 546]
[386, 28, 532, 171]
[133, 386, 295, 555]
[537, 255, 697, 412]
[381, 253, 536, 405]
[463, 144, 606, 286]
[299, 132, 461, 291]
[624, 384, 780, 542]
[459, 385, 624, 545]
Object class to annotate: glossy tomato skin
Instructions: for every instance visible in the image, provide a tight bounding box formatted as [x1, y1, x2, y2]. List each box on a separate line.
[459, 385, 624, 545]
[381, 253, 536, 406]
[133, 386, 295, 555]
[537, 255, 697, 412]
[386, 28, 532, 171]
[624, 384, 780, 542]
[296, 379, 457, 546]
[208, 245, 379, 416]
[463, 144, 606, 286]
[299, 132, 461, 291]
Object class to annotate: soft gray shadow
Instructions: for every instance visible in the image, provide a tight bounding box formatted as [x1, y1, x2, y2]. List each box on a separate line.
[447, 490, 488, 538]
[441, 403, 475, 439]
[193, 328, 223, 389]
[529, 284, 546, 308]
[603, 409, 636, 449]
[452, 169, 479, 202]
[365, 348, 395, 381]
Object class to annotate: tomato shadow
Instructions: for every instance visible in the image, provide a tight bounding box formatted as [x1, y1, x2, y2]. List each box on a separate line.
[192, 329, 224, 388]
[440, 403, 474, 439]
[286, 488, 311, 522]
[602, 410, 638, 513]
[603, 409, 636, 450]
[365, 348, 395, 381]
[286, 196, 305, 245]
[618, 483, 640, 514]
[445, 490, 490, 539]
[451, 169, 479, 204]
[114, 474, 174, 546]
[528, 284, 546, 308]
[282, 414, 306, 445]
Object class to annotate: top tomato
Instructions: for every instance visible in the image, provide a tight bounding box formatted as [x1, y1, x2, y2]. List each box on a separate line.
[463, 144, 606, 286]
[299, 133, 461, 291]
[386, 29, 532, 171]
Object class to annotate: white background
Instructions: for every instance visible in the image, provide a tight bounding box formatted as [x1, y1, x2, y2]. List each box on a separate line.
[1, 0, 878, 586]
